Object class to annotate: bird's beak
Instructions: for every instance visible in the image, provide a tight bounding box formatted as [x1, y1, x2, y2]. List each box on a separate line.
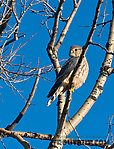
[71, 49, 75, 53]
[70, 49, 75, 57]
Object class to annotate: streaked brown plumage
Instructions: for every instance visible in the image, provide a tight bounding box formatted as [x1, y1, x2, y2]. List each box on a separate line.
[47, 45, 89, 106]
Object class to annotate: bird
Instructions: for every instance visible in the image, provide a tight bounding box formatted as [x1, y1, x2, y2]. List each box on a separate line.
[47, 45, 89, 106]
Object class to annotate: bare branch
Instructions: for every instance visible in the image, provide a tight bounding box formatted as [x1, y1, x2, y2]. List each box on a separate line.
[0, 129, 110, 148]
[42, 0, 56, 13]
[84, 0, 103, 50]
[106, 115, 114, 145]
[108, 143, 114, 149]
[46, 0, 66, 77]
[62, 0, 113, 137]
[5, 69, 41, 131]
[56, 0, 82, 131]
[0, 128, 31, 149]
[0, 139, 6, 149]
[1, 34, 25, 47]
[89, 41, 114, 55]
[0, 0, 15, 36]
[98, 0, 108, 36]
[48, 91, 72, 148]
[54, 0, 81, 52]
[107, 68, 114, 75]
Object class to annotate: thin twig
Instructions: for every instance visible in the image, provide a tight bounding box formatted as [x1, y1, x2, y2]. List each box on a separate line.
[89, 41, 114, 55]
[5, 69, 41, 131]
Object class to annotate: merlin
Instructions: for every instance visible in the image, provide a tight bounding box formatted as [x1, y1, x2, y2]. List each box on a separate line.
[47, 45, 89, 106]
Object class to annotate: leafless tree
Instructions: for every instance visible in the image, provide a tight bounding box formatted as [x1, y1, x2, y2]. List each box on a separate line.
[0, 0, 114, 149]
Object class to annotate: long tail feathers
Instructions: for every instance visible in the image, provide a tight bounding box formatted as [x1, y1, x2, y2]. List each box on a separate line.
[47, 95, 55, 106]
[47, 85, 65, 106]
[47, 91, 58, 106]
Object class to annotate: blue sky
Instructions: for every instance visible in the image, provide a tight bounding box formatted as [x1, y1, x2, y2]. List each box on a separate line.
[0, 0, 114, 149]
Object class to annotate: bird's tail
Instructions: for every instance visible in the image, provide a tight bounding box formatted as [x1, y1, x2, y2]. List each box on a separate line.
[47, 91, 58, 106]
[47, 86, 64, 106]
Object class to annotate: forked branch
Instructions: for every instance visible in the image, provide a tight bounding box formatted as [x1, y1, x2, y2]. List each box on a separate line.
[63, 0, 114, 137]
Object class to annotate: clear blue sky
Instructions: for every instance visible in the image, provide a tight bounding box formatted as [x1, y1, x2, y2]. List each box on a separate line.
[0, 0, 114, 149]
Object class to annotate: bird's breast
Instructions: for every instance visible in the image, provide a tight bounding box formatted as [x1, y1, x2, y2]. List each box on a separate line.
[72, 57, 89, 89]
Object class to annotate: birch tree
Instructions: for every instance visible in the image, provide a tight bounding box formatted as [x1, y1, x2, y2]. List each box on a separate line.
[0, 0, 114, 149]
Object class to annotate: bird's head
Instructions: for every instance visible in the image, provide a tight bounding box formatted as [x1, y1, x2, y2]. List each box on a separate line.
[69, 45, 82, 57]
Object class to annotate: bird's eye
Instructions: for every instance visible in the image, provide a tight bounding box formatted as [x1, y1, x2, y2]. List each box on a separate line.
[75, 49, 77, 51]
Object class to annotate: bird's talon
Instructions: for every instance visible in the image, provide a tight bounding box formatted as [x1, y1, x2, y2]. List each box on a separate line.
[69, 87, 74, 92]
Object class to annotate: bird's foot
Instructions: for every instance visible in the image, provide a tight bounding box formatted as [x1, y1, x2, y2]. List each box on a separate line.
[69, 87, 74, 92]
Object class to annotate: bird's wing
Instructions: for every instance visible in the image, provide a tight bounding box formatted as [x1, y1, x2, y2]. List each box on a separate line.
[47, 57, 80, 98]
